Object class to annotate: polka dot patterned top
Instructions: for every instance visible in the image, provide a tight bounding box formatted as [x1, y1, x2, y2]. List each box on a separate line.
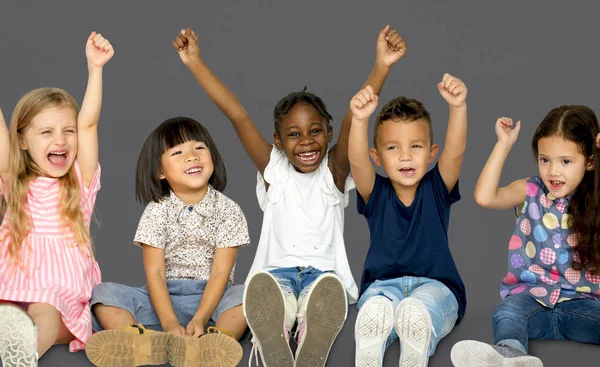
[500, 176, 600, 307]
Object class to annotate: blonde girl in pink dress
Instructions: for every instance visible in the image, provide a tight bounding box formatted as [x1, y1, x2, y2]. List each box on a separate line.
[0, 31, 114, 366]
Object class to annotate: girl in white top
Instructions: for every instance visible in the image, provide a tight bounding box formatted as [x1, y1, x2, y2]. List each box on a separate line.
[173, 26, 405, 367]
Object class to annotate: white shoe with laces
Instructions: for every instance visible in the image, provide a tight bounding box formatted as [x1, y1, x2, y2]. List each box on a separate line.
[355, 296, 394, 367]
[0, 303, 38, 367]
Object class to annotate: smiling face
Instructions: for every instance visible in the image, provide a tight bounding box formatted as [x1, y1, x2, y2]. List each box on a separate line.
[370, 119, 438, 190]
[274, 102, 332, 173]
[160, 139, 214, 199]
[536, 135, 594, 198]
[20, 104, 78, 178]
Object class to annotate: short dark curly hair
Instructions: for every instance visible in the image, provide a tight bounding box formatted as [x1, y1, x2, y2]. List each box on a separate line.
[373, 97, 433, 147]
[273, 88, 333, 134]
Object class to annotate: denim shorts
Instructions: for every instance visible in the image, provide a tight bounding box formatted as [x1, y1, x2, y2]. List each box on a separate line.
[90, 279, 245, 335]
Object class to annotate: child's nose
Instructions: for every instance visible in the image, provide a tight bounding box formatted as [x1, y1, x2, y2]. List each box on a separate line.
[185, 154, 199, 162]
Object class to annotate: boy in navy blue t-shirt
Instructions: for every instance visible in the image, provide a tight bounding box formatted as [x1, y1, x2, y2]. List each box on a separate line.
[347, 72, 468, 367]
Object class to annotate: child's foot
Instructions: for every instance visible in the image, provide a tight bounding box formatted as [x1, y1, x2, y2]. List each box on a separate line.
[450, 340, 543, 367]
[244, 271, 293, 367]
[394, 298, 431, 367]
[355, 296, 394, 367]
[168, 326, 243, 367]
[0, 303, 37, 367]
[295, 274, 347, 367]
[85, 323, 171, 367]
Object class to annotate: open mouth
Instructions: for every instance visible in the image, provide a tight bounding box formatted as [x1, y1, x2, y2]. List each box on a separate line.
[296, 150, 320, 165]
[549, 180, 565, 190]
[399, 167, 416, 176]
[185, 167, 203, 175]
[47, 151, 68, 168]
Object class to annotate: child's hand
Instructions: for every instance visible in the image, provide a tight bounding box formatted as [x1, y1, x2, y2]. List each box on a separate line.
[173, 28, 200, 65]
[86, 32, 114, 69]
[350, 86, 378, 122]
[185, 317, 206, 338]
[437, 73, 467, 108]
[376, 25, 406, 68]
[495, 117, 521, 146]
[163, 321, 186, 336]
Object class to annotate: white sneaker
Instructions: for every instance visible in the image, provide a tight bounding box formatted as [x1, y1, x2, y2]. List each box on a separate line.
[394, 298, 431, 367]
[0, 303, 37, 367]
[295, 273, 347, 367]
[244, 272, 294, 367]
[355, 296, 394, 367]
[450, 340, 543, 367]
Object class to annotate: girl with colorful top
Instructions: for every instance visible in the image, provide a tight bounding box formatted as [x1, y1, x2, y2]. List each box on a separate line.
[172, 25, 404, 367]
[451, 107, 600, 367]
[0, 32, 113, 366]
[86, 117, 251, 367]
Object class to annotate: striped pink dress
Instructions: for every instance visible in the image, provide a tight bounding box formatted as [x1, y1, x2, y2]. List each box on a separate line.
[0, 160, 102, 352]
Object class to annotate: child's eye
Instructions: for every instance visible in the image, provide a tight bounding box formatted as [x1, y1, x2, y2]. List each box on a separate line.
[412, 145, 422, 149]
[387, 146, 398, 151]
[311, 129, 322, 135]
[288, 132, 299, 138]
[66, 129, 76, 134]
[562, 159, 571, 165]
[196, 146, 206, 150]
[539, 158, 549, 163]
[41, 131, 51, 135]
[171, 151, 182, 156]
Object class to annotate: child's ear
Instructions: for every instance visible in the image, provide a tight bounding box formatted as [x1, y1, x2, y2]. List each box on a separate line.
[327, 123, 333, 143]
[274, 132, 283, 150]
[369, 148, 382, 166]
[587, 155, 595, 171]
[429, 143, 439, 163]
[19, 135, 28, 150]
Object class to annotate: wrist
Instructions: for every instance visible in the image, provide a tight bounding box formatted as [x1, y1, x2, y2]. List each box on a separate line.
[374, 58, 392, 71]
[495, 140, 514, 151]
[449, 103, 467, 111]
[160, 317, 180, 329]
[87, 64, 104, 74]
[184, 55, 204, 68]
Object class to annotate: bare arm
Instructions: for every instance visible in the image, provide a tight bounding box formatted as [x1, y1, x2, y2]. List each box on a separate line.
[78, 32, 114, 187]
[330, 26, 406, 190]
[142, 245, 186, 335]
[437, 74, 467, 192]
[474, 118, 526, 210]
[0, 108, 10, 182]
[174, 29, 271, 175]
[348, 87, 379, 202]
[186, 247, 238, 336]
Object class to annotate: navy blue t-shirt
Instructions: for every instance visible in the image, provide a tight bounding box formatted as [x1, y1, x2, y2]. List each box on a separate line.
[357, 164, 466, 321]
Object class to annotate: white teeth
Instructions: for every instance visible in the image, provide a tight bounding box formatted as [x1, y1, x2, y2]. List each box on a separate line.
[185, 168, 202, 174]
[49, 152, 66, 155]
[298, 151, 317, 157]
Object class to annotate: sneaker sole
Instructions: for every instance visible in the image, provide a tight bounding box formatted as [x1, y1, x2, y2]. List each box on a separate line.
[450, 340, 543, 367]
[243, 272, 294, 367]
[168, 333, 243, 367]
[0, 304, 37, 367]
[355, 296, 394, 367]
[295, 274, 347, 367]
[85, 329, 171, 366]
[394, 298, 431, 367]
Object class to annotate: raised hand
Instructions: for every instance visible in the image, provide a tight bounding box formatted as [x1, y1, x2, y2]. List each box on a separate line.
[86, 31, 114, 69]
[350, 85, 378, 122]
[376, 25, 406, 67]
[173, 28, 200, 65]
[495, 117, 521, 146]
[437, 73, 467, 108]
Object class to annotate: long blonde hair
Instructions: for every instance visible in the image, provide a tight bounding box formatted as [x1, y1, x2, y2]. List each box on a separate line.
[0, 88, 91, 267]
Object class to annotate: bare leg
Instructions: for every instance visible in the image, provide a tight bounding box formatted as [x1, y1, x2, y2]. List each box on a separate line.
[215, 305, 247, 340]
[92, 304, 137, 330]
[27, 303, 75, 358]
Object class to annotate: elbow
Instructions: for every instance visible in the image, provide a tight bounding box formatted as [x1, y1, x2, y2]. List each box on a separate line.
[473, 191, 489, 208]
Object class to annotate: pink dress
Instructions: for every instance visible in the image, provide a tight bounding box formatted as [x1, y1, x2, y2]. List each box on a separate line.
[0, 161, 102, 352]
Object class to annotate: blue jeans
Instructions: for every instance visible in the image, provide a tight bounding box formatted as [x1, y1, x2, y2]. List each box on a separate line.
[90, 280, 245, 335]
[492, 293, 600, 353]
[357, 276, 459, 355]
[269, 266, 333, 299]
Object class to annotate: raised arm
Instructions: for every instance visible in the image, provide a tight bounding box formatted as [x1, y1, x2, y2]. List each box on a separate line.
[474, 117, 527, 210]
[173, 28, 271, 175]
[348, 86, 379, 202]
[78, 31, 114, 187]
[0, 108, 10, 182]
[437, 73, 468, 192]
[142, 245, 187, 335]
[329, 26, 406, 189]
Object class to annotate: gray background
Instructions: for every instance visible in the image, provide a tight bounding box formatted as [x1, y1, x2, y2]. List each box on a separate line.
[1, 1, 599, 366]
